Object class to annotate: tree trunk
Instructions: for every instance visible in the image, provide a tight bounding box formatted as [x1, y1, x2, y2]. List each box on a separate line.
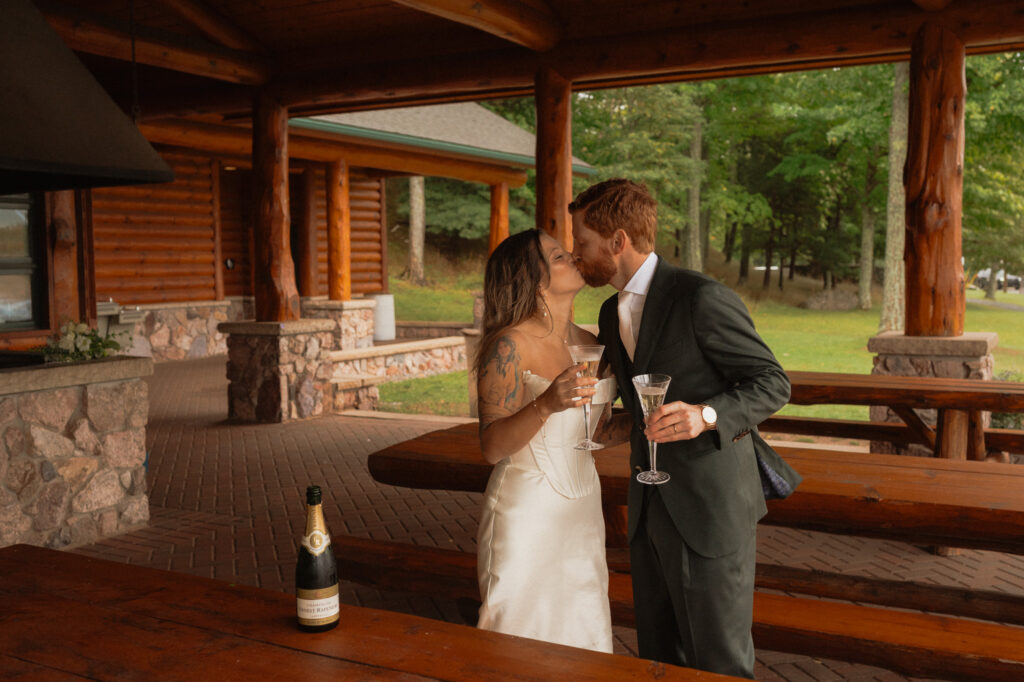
[738, 224, 751, 285]
[858, 159, 879, 311]
[724, 222, 737, 263]
[880, 61, 909, 332]
[762, 223, 775, 290]
[682, 119, 703, 271]
[701, 207, 711, 267]
[407, 175, 426, 285]
[986, 263, 999, 300]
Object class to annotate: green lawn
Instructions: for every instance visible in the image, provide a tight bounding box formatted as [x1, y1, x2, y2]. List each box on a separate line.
[381, 290, 1024, 419]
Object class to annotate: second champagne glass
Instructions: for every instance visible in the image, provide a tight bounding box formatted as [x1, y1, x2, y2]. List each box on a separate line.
[568, 344, 604, 450]
[633, 373, 672, 485]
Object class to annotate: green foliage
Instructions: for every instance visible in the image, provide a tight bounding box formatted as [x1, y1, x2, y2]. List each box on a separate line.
[992, 369, 1024, 430]
[388, 177, 534, 240]
[43, 322, 129, 363]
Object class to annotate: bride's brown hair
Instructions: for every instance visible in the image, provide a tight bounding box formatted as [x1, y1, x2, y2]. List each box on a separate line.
[474, 229, 549, 376]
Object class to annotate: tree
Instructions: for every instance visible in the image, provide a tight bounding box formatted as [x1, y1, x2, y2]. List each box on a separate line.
[406, 176, 426, 285]
[880, 61, 908, 332]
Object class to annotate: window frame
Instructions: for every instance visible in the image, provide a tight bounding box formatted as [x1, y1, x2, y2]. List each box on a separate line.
[0, 193, 49, 333]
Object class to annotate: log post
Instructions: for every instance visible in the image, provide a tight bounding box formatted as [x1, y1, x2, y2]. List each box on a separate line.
[327, 159, 351, 301]
[904, 22, 965, 337]
[535, 65, 573, 251]
[252, 90, 300, 321]
[296, 167, 319, 297]
[488, 182, 510, 254]
[211, 160, 224, 301]
[48, 191, 79, 324]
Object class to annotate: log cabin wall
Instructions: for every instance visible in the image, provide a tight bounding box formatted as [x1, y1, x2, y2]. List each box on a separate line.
[88, 147, 388, 362]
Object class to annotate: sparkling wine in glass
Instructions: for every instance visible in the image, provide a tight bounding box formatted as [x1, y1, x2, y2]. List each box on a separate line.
[568, 344, 604, 451]
[633, 373, 672, 485]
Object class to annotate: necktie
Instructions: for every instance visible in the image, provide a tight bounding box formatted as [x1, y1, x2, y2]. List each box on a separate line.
[618, 291, 636, 361]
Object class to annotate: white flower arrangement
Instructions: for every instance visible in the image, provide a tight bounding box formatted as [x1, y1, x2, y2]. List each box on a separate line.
[44, 322, 131, 363]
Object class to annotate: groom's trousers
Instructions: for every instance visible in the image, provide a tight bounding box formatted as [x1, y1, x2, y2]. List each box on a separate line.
[630, 488, 757, 679]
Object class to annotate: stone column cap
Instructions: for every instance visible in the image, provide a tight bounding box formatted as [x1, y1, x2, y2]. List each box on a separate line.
[0, 355, 153, 396]
[301, 297, 377, 311]
[868, 331, 999, 356]
[218, 319, 336, 336]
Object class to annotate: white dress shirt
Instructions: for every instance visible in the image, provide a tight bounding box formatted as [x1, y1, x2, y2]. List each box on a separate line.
[617, 252, 659, 361]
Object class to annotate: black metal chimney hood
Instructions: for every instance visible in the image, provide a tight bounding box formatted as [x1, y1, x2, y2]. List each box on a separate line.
[0, 0, 174, 194]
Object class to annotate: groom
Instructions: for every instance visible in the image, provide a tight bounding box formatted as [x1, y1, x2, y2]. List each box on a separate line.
[570, 179, 800, 678]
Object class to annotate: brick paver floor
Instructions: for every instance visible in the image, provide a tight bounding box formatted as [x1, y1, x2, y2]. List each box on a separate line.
[71, 357, 1024, 681]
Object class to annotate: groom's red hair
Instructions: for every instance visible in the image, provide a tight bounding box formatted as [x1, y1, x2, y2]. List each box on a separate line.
[569, 178, 657, 253]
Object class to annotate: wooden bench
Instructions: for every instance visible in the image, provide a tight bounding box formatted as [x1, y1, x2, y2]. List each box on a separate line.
[362, 422, 1024, 680]
[333, 535, 1024, 681]
[368, 422, 1024, 554]
[779, 370, 1024, 460]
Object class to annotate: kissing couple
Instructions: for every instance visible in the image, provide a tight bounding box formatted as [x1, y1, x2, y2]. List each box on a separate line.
[473, 178, 801, 678]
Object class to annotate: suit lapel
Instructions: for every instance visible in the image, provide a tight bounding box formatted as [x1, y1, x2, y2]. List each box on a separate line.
[631, 258, 673, 372]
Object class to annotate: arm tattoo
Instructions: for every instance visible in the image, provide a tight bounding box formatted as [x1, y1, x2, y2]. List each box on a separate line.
[478, 335, 523, 427]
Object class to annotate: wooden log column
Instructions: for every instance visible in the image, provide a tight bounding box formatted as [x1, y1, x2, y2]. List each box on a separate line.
[296, 167, 319, 297]
[488, 182, 510, 254]
[327, 159, 351, 301]
[47, 190, 79, 324]
[252, 90, 300, 321]
[904, 22, 966, 337]
[535, 65, 573, 250]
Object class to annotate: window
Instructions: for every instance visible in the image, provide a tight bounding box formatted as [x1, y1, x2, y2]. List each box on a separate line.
[0, 194, 46, 331]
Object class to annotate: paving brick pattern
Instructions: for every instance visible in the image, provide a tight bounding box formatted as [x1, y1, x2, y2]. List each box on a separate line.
[71, 357, 1024, 681]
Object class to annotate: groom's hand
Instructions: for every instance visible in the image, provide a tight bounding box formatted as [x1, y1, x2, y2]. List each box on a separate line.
[645, 401, 705, 442]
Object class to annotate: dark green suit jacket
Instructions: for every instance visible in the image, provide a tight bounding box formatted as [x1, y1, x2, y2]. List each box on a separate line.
[598, 258, 800, 558]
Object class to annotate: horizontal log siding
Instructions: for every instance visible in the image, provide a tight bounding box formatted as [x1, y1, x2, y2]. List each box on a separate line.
[93, 151, 217, 304]
[219, 167, 252, 298]
[347, 175, 385, 294]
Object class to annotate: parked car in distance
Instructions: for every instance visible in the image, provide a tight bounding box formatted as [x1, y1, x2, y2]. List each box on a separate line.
[975, 268, 1022, 292]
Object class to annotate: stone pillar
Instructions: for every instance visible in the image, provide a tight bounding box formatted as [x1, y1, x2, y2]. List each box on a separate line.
[301, 298, 376, 350]
[220, 320, 336, 423]
[868, 331, 998, 454]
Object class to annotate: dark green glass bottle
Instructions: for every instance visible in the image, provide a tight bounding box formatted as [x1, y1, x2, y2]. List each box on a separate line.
[295, 485, 339, 632]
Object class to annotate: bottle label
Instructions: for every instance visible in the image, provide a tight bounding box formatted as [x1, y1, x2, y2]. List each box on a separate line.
[301, 529, 331, 556]
[297, 585, 340, 625]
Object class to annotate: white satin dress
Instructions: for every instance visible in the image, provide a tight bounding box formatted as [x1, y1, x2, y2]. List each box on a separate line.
[476, 372, 616, 653]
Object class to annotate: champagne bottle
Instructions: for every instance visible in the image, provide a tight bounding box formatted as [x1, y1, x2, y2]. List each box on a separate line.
[296, 485, 340, 632]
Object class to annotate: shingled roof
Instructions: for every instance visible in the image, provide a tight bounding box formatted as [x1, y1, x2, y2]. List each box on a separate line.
[294, 102, 593, 175]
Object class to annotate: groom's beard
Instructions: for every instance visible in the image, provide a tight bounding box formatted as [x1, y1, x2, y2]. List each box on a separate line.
[577, 249, 616, 287]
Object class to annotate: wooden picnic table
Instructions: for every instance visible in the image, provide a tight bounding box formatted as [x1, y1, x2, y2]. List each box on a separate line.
[367, 421, 1024, 555]
[0, 544, 737, 681]
[784, 370, 1024, 459]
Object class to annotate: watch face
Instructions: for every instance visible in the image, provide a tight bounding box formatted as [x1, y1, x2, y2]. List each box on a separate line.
[702, 405, 717, 424]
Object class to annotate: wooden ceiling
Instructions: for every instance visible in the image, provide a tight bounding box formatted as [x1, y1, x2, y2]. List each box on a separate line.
[38, 0, 1024, 120]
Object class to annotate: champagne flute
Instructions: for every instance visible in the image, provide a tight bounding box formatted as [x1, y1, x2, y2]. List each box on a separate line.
[633, 373, 672, 485]
[568, 344, 605, 451]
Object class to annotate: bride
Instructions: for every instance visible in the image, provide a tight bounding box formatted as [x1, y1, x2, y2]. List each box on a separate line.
[474, 229, 618, 652]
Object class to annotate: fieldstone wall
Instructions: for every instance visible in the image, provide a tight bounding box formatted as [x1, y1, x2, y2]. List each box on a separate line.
[396, 321, 470, 339]
[329, 336, 467, 383]
[220, 320, 336, 423]
[0, 357, 153, 549]
[302, 298, 375, 351]
[868, 331, 998, 455]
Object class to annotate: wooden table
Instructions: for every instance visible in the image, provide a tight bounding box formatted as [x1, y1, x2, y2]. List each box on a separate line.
[367, 422, 1024, 554]
[785, 370, 1024, 459]
[0, 544, 737, 681]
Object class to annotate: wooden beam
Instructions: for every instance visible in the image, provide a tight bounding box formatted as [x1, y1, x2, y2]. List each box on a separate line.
[252, 91, 300, 321]
[327, 160, 351, 301]
[534, 65, 572, 251]
[152, 0, 264, 53]
[391, 0, 561, 51]
[488, 182, 510, 254]
[904, 22, 965, 337]
[42, 5, 268, 85]
[268, 0, 1024, 114]
[137, 119, 528, 187]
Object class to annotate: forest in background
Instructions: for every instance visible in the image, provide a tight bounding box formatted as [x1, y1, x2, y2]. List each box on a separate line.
[385, 52, 1024, 324]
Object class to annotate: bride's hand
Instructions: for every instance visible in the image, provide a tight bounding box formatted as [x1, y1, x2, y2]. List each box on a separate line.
[538, 363, 598, 415]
